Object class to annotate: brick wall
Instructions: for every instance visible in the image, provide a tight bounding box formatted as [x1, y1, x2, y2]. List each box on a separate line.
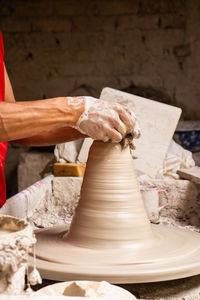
[0, 0, 200, 119]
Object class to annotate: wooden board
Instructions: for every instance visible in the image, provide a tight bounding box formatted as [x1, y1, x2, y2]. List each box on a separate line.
[53, 163, 86, 177]
[178, 167, 200, 184]
[77, 138, 93, 163]
[100, 87, 182, 177]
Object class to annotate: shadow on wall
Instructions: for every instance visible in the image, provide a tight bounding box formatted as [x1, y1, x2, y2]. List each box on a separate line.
[67, 82, 175, 110]
[67, 84, 99, 98]
[122, 83, 172, 106]
[5, 143, 54, 199]
[4, 144, 28, 199]
[122, 83, 198, 120]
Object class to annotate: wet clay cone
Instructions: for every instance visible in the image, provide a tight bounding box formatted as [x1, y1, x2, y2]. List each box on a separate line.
[67, 141, 155, 248]
[35, 140, 200, 282]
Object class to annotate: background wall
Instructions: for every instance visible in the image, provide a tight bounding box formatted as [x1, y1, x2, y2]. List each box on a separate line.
[0, 0, 200, 119]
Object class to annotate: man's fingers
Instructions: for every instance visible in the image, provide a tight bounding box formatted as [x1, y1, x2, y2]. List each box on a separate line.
[103, 124, 122, 143]
[108, 115, 127, 138]
[130, 141, 136, 150]
[132, 119, 141, 139]
[117, 107, 140, 139]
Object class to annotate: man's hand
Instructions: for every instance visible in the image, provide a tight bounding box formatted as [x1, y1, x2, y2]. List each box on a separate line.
[71, 96, 140, 148]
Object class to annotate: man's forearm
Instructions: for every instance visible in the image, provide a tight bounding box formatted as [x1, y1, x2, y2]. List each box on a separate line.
[13, 127, 86, 146]
[0, 97, 84, 142]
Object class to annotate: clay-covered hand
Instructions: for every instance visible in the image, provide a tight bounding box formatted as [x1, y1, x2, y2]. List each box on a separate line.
[70, 96, 140, 147]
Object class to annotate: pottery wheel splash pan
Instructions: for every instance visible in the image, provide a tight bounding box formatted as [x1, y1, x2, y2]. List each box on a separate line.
[35, 224, 200, 283]
[33, 142, 200, 283]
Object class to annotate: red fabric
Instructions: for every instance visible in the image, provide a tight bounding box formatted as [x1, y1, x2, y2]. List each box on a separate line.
[0, 31, 8, 207]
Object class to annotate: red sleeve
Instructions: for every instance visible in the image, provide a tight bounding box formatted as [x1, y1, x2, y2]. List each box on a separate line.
[0, 31, 5, 58]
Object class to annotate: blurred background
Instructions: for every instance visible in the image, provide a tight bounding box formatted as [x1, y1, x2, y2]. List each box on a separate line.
[0, 0, 200, 196]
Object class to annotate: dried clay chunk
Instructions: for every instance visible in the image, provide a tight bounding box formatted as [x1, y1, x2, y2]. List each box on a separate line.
[63, 281, 86, 296]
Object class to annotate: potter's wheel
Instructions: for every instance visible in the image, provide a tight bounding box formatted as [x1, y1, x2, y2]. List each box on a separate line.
[35, 224, 200, 283]
[34, 142, 200, 283]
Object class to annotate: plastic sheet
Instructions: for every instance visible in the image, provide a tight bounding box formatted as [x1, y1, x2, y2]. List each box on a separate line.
[157, 140, 195, 179]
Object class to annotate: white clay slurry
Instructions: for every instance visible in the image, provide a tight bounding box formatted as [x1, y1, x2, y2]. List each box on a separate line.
[34, 141, 200, 283]
[0, 215, 35, 294]
[37, 280, 136, 299]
